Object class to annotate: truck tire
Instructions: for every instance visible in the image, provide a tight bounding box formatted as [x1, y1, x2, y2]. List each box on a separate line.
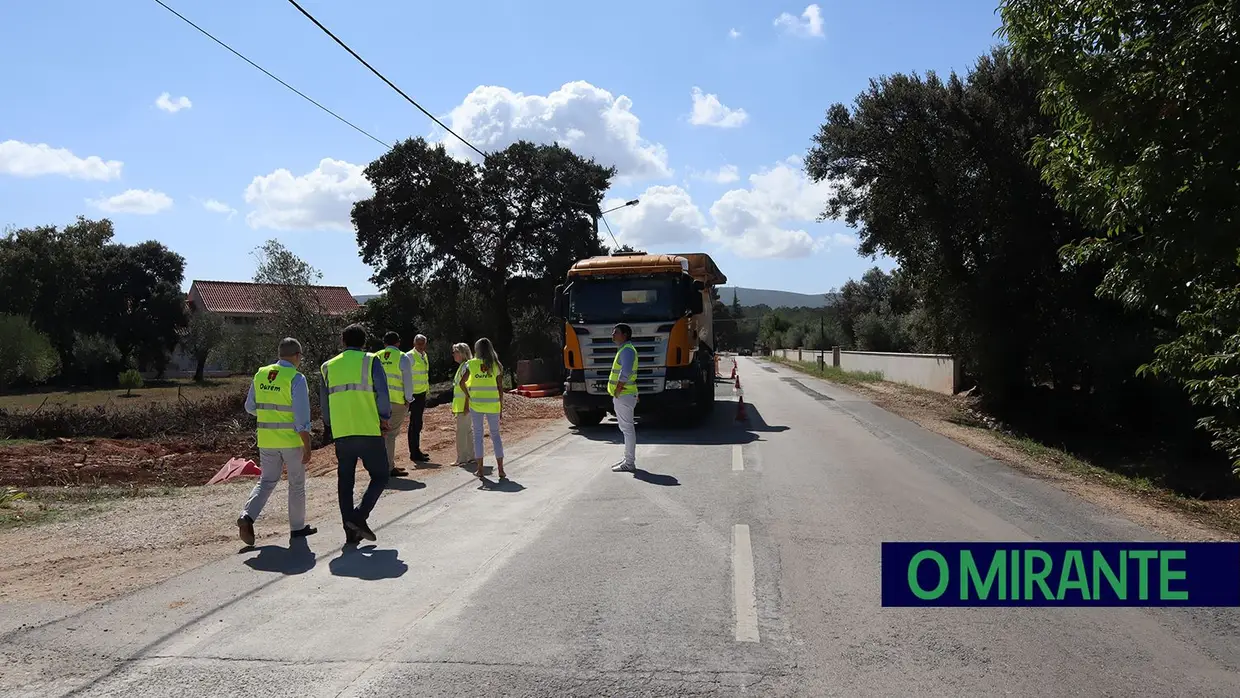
[564, 405, 605, 428]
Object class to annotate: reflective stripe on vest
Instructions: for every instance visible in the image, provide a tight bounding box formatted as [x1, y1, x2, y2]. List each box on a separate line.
[377, 346, 405, 404]
[408, 350, 430, 395]
[466, 357, 501, 414]
[452, 361, 469, 414]
[608, 343, 638, 396]
[253, 363, 303, 448]
[321, 350, 381, 438]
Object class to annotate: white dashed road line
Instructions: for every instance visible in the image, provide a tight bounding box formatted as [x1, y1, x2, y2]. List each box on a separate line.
[732, 444, 744, 472]
[732, 524, 760, 642]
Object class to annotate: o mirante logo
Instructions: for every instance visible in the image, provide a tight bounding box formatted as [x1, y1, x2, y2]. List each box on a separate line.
[880, 542, 1240, 607]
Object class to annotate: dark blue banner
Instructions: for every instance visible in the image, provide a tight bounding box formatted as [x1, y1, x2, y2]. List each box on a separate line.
[881, 542, 1240, 607]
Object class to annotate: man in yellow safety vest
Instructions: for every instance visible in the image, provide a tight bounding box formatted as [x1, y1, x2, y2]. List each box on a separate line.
[237, 337, 316, 546]
[405, 333, 432, 463]
[377, 331, 413, 478]
[319, 323, 392, 545]
[608, 323, 639, 472]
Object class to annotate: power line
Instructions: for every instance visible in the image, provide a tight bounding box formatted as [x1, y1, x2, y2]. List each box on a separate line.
[150, 0, 390, 150]
[284, 0, 488, 160]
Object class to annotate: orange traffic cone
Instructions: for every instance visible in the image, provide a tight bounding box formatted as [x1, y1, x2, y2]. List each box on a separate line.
[734, 374, 741, 390]
[730, 363, 737, 380]
[735, 394, 748, 421]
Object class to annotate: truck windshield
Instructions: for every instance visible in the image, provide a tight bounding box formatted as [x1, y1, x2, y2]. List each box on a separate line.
[567, 276, 681, 323]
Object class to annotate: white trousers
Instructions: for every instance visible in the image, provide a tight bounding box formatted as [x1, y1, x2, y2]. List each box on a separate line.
[241, 446, 306, 531]
[613, 394, 637, 466]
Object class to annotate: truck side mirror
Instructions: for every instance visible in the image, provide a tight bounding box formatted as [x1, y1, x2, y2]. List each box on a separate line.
[552, 284, 565, 317]
[693, 280, 705, 291]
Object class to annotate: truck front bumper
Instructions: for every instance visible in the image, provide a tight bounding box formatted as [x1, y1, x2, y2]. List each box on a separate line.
[563, 383, 698, 415]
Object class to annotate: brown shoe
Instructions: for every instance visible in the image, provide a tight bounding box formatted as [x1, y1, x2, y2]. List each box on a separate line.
[237, 515, 256, 547]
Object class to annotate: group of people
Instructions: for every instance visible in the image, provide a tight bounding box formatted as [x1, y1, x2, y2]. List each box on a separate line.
[233, 321, 640, 548]
[234, 323, 508, 547]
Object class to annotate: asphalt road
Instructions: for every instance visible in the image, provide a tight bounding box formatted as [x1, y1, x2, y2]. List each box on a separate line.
[3, 357, 1239, 697]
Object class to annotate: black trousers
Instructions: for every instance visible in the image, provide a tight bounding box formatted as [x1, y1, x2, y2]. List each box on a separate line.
[406, 392, 427, 455]
[334, 435, 389, 524]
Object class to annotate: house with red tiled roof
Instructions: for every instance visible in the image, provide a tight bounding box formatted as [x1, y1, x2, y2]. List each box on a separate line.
[167, 280, 361, 376]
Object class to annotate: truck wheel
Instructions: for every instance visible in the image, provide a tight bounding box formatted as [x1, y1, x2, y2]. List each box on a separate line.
[564, 405, 605, 427]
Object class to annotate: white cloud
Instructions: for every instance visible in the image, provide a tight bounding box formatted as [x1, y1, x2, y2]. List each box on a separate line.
[774, 4, 825, 38]
[706, 155, 835, 259]
[0, 140, 122, 180]
[690, 164, 741, 184]
[202, 198, 237, 220]
[729, 28, 741, 39]
[604, 185, 708, 246]
[88, 189, 174, 215]
[155, 92, 192, 113]
[689, 87, 749, 128]
[243, 158, 373, 231]
[443, 80, 670, 181]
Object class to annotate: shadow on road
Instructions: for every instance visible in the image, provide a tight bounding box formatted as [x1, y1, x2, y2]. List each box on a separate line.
[242, 537, 316, 575]
[478, 477, 525, 492]
[570, 396, 788, 447]
[329, 545, 408, 580]
[632, 469, 679, 486]
[385, 477, 427, 492]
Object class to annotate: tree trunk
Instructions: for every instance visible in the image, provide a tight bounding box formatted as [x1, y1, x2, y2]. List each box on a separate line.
[194, 354, 207, 383]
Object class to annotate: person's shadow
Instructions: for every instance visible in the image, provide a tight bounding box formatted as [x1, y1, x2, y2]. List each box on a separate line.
[477, 477, 525, 492]
[329, 545, 408, 580]
[386, 478, 427, 492]
[242, 536, 317, 575]
[632, 468, 680, 487]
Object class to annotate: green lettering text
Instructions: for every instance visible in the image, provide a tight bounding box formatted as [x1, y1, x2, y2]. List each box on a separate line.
[1057, 550, 1090, 601]
[1023, 550, 1054, 600]
[961, 550, 1006, 600]
[1159, 550, 1188, 601]
[1092, 550, 1126, 600]
[1129, 550, 1157, 600]
[909, 551, 949, 600]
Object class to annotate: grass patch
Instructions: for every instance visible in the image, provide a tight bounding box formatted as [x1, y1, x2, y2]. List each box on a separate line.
[769, 355, 885, 386]
[0, 438, 39, 448]
[0, 376, 250, 411]
[0, 484, 184, 530]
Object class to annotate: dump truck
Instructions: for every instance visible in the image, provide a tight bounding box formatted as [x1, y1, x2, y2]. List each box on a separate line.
[551, 251, 727, 426]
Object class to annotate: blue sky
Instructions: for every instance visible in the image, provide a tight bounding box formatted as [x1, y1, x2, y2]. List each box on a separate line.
[0, 0, 1003, 296]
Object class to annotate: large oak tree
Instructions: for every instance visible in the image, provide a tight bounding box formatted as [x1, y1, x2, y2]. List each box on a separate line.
[351, 138, 613, 360]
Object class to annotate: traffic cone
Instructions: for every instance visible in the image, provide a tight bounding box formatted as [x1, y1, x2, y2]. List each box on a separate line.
[730, 363, 737, 380]
[714, 355, 721, 378]
[734, 374, 741, 390]
[735, 394, 748, 421]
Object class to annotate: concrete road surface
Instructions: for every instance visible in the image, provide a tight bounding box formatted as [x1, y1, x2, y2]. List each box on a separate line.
[3, 357, 1239, 697]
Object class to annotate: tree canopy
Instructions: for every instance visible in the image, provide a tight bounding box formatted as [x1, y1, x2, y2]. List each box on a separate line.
[0, 217, 186, 381]
[352, 138, 614, 360]
[1001, 0, 1240, 472]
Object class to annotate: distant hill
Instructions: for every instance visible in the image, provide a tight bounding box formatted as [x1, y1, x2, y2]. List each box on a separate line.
[354, 288, 832, 309]
[717, 286, 832, 309]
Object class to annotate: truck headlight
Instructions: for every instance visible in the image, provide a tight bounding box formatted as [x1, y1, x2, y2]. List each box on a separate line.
[568, 382, 587, 391]
[665, 380, 688, 389]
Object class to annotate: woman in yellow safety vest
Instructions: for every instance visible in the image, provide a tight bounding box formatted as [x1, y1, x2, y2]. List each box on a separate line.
[450, 342, 474, 467]
[460, 337, 505, 481]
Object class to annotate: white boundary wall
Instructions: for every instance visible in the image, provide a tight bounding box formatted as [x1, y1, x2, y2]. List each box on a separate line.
[770, 348, 961, 395]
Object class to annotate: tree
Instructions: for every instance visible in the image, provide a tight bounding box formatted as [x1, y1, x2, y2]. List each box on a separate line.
[117, 368, 144, 397]
[0, 217, 186, 379]
[804, 48, 1162, 409]
[0, 314, 60, 388]
[179, 312, 225, 382]
[250, 240, 341, 392]
[1001, 0, 1240, 472]
[352, 138, 614, 360]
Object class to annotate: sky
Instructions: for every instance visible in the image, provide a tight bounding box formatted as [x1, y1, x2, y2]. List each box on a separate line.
[0, 0, 1004, 296]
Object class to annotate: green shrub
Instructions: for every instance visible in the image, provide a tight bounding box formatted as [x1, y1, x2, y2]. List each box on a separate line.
[0, 314, 61, 388]
[118, 368, 144, 396]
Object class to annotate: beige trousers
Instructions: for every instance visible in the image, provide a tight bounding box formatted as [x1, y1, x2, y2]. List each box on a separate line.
[454, 410, 473, 464]
[383, 402, 409, 471]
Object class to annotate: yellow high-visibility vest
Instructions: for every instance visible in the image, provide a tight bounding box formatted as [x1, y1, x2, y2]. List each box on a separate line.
[608, 342, 638, 397]
[377, 346, 405, 404]
[408, 350, 430, 395]
[465, 358, 501, 414]
[253, 363, 303, 448]
[452, 361, 470, 414]
[321, 350, 381, 438]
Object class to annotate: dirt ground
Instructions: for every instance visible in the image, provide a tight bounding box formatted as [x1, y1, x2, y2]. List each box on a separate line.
[0, 396, 562, 605]
[836, 378, 1240, 541]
